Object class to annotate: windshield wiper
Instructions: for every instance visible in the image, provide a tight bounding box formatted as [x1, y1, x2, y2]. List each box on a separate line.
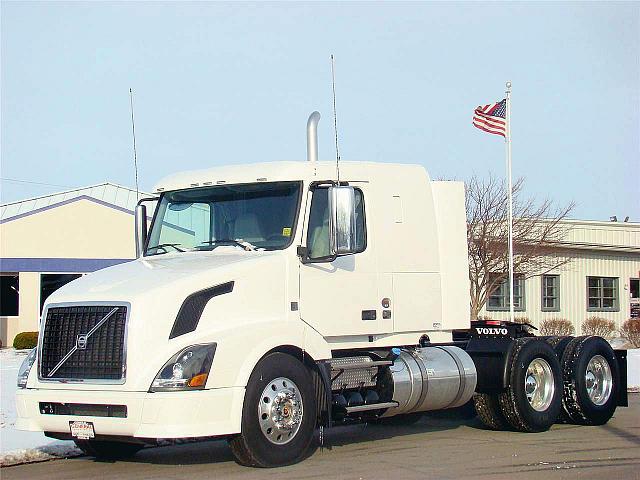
[146, 243, 186, 255]
[198, 239, 257, 251]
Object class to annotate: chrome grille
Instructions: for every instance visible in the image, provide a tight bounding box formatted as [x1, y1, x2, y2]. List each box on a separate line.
[40, 305, 127, 381]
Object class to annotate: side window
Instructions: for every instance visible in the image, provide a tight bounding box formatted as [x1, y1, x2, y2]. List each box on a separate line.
[306, 187, 367, 259]
[307, 188, 330, 259]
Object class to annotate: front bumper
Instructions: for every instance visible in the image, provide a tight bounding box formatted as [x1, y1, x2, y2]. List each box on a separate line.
[15, 387, 244, 439]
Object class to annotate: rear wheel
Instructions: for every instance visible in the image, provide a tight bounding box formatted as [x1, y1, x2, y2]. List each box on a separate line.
[560, 336, 619, 425]
[473, 393, 509, 430]
[74, 440, 143, 459]
[228, 352, 316, 467]
[498, 338, 562, 432]
[544, 335, 573, 358]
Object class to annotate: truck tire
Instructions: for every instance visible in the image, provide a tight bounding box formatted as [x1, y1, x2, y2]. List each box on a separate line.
[560, 336, 619, 425]
[498, 338, 562, 432]
[473, 393, 509, 430]
[228, 352, 317, 467]
[544, 335, 573, 358]
[74, 440, 143, 459]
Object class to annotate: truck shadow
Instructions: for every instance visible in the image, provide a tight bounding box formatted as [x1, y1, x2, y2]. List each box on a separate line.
[113, 410, 483, 466]
[321, 411, 484, 450]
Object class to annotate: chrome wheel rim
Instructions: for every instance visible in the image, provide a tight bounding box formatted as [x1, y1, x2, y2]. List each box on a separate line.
[258, 377, 303, 445]
[585, 355, 612, 406]
[524, 358, 555, 412]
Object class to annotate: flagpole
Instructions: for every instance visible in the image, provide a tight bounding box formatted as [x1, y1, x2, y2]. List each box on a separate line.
[505, 81, 515, 321]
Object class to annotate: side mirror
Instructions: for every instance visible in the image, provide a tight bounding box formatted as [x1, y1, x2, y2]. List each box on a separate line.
[135, 203, 148, 258]
[329, 186, 357, 255]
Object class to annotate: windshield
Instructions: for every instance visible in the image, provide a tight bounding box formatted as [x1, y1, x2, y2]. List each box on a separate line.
[146, 181, 301, 255]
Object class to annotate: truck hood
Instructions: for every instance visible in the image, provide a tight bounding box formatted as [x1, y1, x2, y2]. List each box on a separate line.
[46, 249, 283, 305]
[38, 249, 291, 392]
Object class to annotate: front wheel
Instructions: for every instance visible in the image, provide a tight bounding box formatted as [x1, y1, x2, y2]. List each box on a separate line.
[228, 352, 317, 467]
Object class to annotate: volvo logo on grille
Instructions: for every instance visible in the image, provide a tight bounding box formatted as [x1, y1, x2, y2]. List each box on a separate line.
[76, 334, 88, 350]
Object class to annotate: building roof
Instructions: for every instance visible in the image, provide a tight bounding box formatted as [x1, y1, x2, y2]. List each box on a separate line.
[0, 183, 147, 222]
[559, 218, 640, 253]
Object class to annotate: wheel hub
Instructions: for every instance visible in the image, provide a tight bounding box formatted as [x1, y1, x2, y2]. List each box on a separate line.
[525, 375, 537, 395]
[524, 358, 554, 412]
[585, 355, 612, 406]
[258, 377, 303, 445]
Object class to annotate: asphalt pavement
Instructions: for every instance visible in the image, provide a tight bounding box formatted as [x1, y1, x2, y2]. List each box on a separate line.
[3, 394, 639, 480]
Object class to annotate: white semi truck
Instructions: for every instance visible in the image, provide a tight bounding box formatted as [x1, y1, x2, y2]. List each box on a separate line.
[16, 113, 627, 467]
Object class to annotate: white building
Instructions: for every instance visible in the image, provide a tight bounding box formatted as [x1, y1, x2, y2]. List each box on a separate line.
[0, 183, 143, 346]
[479, 219, 640, 333]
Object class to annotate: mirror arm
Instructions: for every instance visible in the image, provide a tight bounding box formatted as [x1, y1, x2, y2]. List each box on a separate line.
[297, 246, 310, 264]
[297, 246, 338, 264]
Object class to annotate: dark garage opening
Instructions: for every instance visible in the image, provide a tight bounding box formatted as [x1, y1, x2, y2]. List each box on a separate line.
[40, 274, 83, 313]
[1, 274, 20, 316]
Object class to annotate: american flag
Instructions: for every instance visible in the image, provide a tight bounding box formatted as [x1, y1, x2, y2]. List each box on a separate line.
[473, 99, 507, 137]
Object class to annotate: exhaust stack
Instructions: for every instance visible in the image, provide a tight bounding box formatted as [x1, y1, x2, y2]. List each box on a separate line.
[307, 111, 321, 164]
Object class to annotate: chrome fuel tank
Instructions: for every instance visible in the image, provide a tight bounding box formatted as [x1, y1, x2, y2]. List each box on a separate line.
[381, 346, 477, 417]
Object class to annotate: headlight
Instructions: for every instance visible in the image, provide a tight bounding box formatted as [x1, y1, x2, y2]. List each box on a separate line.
[150, 343, 216, 392]
[17, 348, 37, 388]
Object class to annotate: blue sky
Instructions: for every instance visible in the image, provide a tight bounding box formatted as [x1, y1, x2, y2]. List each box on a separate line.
[2, 1, 638, 221]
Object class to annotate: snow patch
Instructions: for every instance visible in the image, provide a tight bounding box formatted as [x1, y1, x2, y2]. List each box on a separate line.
[628, 349, 640, 392]
[1, 348, 81, 465]
[1, 444, 83, 467]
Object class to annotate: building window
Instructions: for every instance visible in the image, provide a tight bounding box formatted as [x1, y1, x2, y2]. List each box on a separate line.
[487, 274, 525, 311]
[541, 275, 560, 311]
[631, 279, 639, 299]
[587, 276, 619, 312]
[1, 273, 20, 316]
[40, 274, 83, 313]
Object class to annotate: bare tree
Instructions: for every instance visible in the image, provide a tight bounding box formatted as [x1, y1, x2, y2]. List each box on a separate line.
[466, 175, 574, 319]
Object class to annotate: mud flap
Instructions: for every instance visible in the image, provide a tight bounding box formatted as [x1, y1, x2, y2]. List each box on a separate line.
[615, 350, 628, 407]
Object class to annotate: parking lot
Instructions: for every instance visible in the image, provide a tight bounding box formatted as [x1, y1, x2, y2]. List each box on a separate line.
[3, 394, 639, 480]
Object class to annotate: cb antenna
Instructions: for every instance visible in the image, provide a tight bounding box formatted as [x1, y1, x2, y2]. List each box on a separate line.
[330, 54, 341, 183]
[129, 88, 140, 200]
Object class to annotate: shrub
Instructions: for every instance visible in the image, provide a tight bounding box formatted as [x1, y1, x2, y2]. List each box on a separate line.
[539, 318, 575, 336]
[582, 316, 616, 338]
[620, 319, 640, 348]
[513, 316, 530, 325]
[13, 332, 38, 350]
[477, 315, 493, 321]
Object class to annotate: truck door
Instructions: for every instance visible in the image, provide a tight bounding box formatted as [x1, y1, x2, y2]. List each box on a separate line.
[298, 183, 385, 337]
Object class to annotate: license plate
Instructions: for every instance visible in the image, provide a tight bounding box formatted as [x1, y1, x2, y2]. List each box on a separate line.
[69, 421, 95, 440]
